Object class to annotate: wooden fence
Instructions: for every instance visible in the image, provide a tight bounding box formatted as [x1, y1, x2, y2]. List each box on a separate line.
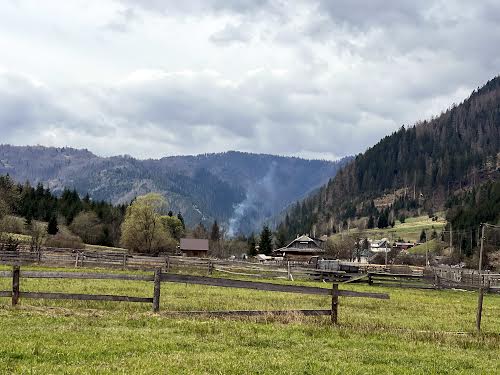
[0, 266, 389, 324]
[1, 245, 498, 292]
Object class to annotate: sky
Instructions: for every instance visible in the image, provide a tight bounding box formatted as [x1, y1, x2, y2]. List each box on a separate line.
[0, 0, 499, 160]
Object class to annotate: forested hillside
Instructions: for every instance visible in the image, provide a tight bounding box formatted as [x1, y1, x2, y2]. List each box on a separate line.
[0, 146, 350, 234]
[283, 76, 500, 238]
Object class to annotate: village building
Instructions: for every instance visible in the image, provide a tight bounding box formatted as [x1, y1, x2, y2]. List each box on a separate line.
[394, 242, 415, 251]
[273, 234, 325, 261]
[180, 238, 209, 257]
[369, 238, 391, 253]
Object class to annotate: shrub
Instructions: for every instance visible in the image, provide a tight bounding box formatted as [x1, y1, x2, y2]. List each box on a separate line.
[45, 232, 84, 249]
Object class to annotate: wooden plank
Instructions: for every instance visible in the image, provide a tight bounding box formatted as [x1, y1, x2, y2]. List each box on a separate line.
[0, 271, 12, 278]
[342, 274, 369, 284]
[0, 291, 12, 297]
[368, 272, 423, 279]
[372, 282, 436, 290]
[19, 292, 153, 303]
[19, 271, 154, 281]
[161, 273, 390, 299]
[164, 309, 332, 316]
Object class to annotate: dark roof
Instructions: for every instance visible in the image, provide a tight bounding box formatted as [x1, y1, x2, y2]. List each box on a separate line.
[180, 238, 209, 251]
[273, 247, 325, 254]
[285, 234, 322, 248]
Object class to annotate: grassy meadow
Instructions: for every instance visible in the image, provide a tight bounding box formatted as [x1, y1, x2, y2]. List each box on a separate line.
[0, 265, 499, 374]
[330, 215, 447, 244]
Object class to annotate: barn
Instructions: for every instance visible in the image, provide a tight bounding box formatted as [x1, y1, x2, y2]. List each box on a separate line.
[180, 238, 209, 257]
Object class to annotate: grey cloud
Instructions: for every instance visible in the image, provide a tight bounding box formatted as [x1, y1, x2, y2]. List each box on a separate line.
[119, 0, 279, 17]
[104, 8, 139, 33]
[210, 23, 253, 45]
[0, 74, 63, 136]
[316, 1, 428, 30]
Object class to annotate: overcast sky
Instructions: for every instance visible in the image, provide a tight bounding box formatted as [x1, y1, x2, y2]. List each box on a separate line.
[1, 1, 499, 160]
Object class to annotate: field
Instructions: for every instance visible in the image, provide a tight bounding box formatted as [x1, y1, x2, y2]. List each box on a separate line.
[0, 265, 499, 374]
[330, 215, 447, 243]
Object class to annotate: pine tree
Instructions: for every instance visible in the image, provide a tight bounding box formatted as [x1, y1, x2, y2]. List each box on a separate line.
[259, 225, 273, 255]
[210, 220, 220, 242]
[24, 212, 33, 229]
[274, 225, 288, 249]
[419, 229, 427, 243]
[248, 235, 257, 256]
[47, 215, 59, 235]
[377, 211, 388, 229]
[367, 215, 375, 229]
[177, 212, 185, 229]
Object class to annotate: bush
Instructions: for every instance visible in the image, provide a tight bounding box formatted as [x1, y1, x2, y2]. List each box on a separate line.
[45, 232, 84, 249]
[0, 216, 25, 234]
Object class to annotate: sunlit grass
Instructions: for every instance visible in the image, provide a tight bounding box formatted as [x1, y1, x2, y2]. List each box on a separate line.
[0, 265, 498, 374]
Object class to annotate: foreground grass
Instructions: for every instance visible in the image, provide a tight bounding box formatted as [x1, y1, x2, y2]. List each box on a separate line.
[0, 265, 499, 374]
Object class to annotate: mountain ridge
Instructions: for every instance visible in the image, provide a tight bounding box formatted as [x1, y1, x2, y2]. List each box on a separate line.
[0, 144, 352, 234]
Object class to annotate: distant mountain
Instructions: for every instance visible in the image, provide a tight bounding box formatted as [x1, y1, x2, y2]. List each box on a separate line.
[282, 76, 500, 237]
[0, 145, 351, 234]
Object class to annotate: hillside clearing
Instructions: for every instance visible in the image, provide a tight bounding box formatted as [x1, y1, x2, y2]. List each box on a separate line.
[329, 215, 447, 243]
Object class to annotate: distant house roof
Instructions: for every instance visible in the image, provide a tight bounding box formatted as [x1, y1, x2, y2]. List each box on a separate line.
[287, 234, 322, 248]
[273, 234, 325, 255]
[180, 238, 209, 251]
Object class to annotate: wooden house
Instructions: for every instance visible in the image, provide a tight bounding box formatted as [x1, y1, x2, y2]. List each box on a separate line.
[273, 234, 325, 261]
[180, 238, 209, 257]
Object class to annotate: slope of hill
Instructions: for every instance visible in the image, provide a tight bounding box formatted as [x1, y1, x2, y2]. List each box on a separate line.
[0, 145, 351, 234]
[283, 76, 500, 237]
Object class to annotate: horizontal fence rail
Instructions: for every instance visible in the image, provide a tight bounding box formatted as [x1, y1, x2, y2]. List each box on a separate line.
[16, 292, 153, 303]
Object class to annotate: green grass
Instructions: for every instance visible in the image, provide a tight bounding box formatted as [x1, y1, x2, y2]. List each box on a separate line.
[331, 215, 447, 243]
[84, 244, 127, 252]
[0, 265, 499, 374]
[409, 239, 445, 254]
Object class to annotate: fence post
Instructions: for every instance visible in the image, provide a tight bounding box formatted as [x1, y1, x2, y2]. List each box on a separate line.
[331, 283, 339, 325]
[166, 256, 170, 273]
[152, 268, 161, 312]
[75, 253, 79, 268]
[122, 253, 127, 268]
[12, 265, 20, 306]
[476, 286, 484, 333]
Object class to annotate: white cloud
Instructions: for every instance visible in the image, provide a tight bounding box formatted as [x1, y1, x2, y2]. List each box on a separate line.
[0, 0, 499, 159]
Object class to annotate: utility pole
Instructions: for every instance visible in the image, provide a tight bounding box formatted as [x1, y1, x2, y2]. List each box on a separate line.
[413, 171, 416, 200]
[449, 223, 453, 253]
[476, 224, 486, 333]
[479, 224, 485, 273]
[425, 230, 429, 267]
